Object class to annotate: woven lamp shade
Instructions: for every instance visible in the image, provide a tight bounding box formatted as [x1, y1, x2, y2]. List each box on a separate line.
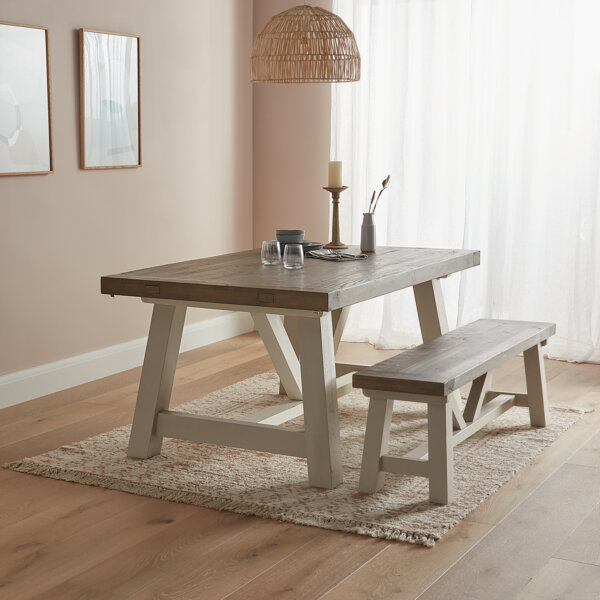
[251, 4, 360, 83]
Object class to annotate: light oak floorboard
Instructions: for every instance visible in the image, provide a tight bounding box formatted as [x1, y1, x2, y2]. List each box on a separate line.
[224, 531, 388, 600]
[0, 400, 110, 448]
[554, 502, 600, 567]
[568, 429, 600, 468]
[0, 472, 110, 529]
[0, 497, 199, 598]
[418, 464, 600, 600]
[124, 521, 320, 600]
[41, 510, 258, 599]
[0, 335, 599, 600]
[515, 558, 600, 600]
[0, 478, 143, 546]
[0, 406, 135, 465]
[322, 520, 492, 600]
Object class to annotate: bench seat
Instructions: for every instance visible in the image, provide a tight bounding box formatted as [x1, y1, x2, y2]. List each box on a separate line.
[353, 318, 555, 504]
[353, 319, 555, 397]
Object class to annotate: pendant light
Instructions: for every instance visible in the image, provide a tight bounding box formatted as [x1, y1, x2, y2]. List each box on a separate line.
[251, 4, 360, 83]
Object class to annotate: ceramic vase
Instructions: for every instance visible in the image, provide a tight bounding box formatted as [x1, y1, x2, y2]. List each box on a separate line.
[360, 212, 376, 252]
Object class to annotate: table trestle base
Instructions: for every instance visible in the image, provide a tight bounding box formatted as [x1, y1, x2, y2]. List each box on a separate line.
[156, 410, 306, 458]
[239, 400, 304, 426]
[252, 312, 303, 400]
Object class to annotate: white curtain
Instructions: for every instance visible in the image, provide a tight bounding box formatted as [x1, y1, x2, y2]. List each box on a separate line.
[332, 0, 600, 363]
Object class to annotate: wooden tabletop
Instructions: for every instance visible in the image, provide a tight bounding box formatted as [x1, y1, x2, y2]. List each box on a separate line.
[101, 246, 480, 312]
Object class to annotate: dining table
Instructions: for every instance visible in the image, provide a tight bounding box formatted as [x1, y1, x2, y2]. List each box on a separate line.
[101, 245, 480, 489]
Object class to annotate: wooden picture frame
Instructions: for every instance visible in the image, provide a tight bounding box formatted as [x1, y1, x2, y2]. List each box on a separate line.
[79, 29, 141, 170]
[0, 21, 53, 176]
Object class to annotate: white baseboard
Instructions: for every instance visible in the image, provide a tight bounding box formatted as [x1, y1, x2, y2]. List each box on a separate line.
[0, 312, 255, 410]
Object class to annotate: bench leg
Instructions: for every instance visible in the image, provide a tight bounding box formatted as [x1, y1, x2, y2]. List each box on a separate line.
[524, 343, 549, 427]
[463, 372, 492, 422]
[428, 402, 454, 504]
[359, 398, 394, 493]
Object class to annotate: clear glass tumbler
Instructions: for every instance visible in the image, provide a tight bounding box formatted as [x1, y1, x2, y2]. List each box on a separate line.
[283, 244, 304, 269]
[261, 240, 281, 265]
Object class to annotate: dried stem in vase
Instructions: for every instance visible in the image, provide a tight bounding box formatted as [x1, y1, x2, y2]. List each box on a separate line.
[369, 174, 391, 213]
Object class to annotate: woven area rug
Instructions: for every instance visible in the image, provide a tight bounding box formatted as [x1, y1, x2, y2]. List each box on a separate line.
[6, 373, 585, 547]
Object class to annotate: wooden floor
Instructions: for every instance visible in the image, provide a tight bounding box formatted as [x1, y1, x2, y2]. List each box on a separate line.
[1, 332, 599, 600]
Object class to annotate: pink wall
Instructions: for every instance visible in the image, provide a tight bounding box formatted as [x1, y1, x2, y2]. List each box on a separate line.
[252, 0, 333, 246]
[0, 0, 253, 375]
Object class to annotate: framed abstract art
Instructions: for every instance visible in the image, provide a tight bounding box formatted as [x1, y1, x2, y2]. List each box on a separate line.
[0, 21, 53, 176]
[79, 29, 141, 169]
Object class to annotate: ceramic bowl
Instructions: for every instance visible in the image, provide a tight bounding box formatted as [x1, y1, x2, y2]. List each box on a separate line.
[276, 229, 305, 244]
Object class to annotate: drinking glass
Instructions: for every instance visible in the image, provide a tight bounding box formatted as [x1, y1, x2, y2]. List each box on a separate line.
[283, 244, 304, 269]
[261, 240, 281, 265]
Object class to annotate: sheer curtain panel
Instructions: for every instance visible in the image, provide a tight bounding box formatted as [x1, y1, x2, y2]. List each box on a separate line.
[332, 0, 600, 363]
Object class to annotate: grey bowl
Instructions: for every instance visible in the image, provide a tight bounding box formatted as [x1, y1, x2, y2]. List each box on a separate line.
[276, 229, 305, 244]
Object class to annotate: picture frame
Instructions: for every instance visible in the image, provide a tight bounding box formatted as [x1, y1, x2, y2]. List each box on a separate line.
[79, 29, 141, 170]
[0, 21, 53, 176]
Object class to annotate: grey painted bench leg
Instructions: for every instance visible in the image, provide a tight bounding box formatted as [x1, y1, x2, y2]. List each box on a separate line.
[359, 398, 394, 493]
[428, 402, 454, 504]
[524, 343, 549, 427]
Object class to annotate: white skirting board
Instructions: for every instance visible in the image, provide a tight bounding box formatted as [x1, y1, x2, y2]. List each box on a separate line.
[0, 313, 255, 410]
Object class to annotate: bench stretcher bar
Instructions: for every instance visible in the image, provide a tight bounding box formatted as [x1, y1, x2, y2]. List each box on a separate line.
[374, 391, 529, 477]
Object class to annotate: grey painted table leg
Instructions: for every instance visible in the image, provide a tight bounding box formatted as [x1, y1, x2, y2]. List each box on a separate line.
[128, 303, 186, 458]
[413, 279, 467, 430]
[297, 312, 343, 489]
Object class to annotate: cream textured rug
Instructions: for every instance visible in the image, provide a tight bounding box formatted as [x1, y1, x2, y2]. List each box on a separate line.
[6, 373, 585, 547]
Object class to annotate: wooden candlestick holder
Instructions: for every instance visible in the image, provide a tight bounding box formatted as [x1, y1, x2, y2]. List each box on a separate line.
[323, 186, 348, 249]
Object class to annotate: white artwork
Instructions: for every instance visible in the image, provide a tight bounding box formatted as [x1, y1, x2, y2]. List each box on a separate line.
[0, 22, 52, 176]
[80, 30, 140, 169]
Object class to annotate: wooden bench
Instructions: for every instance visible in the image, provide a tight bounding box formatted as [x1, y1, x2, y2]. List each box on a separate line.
[353, 319, 555, 504]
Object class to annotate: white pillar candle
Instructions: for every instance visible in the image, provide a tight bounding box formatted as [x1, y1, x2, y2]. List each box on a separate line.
[328, 161, 343, 187]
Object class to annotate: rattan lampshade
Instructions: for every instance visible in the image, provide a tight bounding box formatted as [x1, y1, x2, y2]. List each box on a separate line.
[251, 4, 360, 83]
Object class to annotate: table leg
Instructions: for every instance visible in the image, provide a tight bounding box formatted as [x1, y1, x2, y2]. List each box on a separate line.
[331, 307, 350, 354]
[252, 313, 302, 400]
[278, 316, 299, 395]
[297, 313, 343, 489]
[413, 279, 467, 430]
[524, 343, 549, 427]
[128, 303, 186, 458]
[278, 307, 349, 396]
